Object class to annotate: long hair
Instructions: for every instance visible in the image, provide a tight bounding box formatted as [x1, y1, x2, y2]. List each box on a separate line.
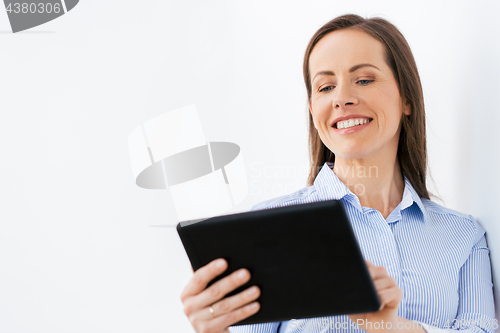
[303, 14, 429, 199]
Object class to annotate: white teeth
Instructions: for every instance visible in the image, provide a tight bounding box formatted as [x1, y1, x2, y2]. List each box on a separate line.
[336, 118, 371, 129]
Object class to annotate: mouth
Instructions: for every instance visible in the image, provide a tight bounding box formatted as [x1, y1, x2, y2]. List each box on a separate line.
[334, 117, 373, 129]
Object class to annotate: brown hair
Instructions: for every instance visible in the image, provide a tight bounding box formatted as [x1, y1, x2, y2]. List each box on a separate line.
[303, 14, 429, 200]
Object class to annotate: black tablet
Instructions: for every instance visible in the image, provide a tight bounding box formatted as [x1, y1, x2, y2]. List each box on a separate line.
[176, 199, 380, 326]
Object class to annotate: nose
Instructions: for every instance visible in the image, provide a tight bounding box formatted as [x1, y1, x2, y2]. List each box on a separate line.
[332, 82, 358, 108]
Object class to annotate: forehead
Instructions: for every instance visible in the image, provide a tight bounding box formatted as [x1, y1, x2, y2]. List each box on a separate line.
[309, 29, 387, 74]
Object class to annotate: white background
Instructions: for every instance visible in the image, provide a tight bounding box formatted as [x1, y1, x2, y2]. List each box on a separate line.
[0, 0, 499, 332]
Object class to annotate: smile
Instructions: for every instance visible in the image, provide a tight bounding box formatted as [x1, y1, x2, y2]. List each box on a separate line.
[335, 118, 372, 129]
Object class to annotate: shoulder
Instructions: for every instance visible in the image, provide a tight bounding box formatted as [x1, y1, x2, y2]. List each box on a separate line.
[420, 198, 486, 243]
[250, 185, 318, 211]
[421, 198, 472, 220]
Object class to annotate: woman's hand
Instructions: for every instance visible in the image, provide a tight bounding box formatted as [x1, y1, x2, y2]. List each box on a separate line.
[348, 261, 403, 333]
[181, 258, 261, 333]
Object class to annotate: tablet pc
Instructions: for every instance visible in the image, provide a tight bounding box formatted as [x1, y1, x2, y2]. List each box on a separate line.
[176, 199, 380, 326]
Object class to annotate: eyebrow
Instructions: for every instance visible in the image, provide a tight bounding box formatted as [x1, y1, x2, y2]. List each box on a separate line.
[312, 63, 380, 82]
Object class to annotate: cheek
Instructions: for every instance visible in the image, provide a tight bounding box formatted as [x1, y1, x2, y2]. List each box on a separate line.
[310, 98, 330, 121]
[371, 87, 403, 128]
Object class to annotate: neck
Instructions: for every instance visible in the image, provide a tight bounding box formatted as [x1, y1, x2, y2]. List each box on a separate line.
[333, 153, 405, 219]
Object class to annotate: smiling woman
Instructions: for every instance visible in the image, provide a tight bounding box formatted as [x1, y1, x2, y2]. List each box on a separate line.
[179, 14, 496, 333]
[306, 26, 415, 218]
[303, 16, 427, 211]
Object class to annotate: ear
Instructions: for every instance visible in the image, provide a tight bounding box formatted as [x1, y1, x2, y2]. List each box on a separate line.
[308, 101, 313, 116]
[308, 102, 317, 129]
[403, 101, 411, 116]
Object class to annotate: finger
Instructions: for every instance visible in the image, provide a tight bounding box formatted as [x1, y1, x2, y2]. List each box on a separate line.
[368, 265, 389, 280]
[201, 302, 261, 332]
[187, 268, 252, 312]
[205, 285, 260, 319]
[377, 286, 403, 310]
[365, 260, 374, 267]
[188, 286, 260, 333]
[181, 259, 227, 302]
[373, 276, 397, 291]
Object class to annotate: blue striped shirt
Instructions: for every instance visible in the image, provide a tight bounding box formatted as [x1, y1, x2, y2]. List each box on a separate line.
[230, 162, 495, 333]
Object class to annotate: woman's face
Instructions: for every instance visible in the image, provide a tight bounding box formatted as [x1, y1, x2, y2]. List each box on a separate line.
[308, 29, 410, 161]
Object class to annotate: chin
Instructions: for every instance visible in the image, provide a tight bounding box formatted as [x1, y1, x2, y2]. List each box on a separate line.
[330, 146, 371, 160]
[334, 153, 368, 160]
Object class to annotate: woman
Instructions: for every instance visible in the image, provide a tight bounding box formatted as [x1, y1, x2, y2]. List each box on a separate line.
[180, 14, 496, 333]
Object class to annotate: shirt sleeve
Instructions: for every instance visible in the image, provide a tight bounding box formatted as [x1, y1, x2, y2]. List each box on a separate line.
[229, 322, 281, 333]
[415, 218, 497, 332]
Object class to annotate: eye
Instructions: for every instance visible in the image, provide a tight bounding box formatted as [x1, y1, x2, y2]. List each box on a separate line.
[319, 86, 334, 93]
[357, 79, 374, 86]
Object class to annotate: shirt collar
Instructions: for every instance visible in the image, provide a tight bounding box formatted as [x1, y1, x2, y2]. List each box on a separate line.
[313, 161, 428, 223]
[401, 172, 429, 224]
